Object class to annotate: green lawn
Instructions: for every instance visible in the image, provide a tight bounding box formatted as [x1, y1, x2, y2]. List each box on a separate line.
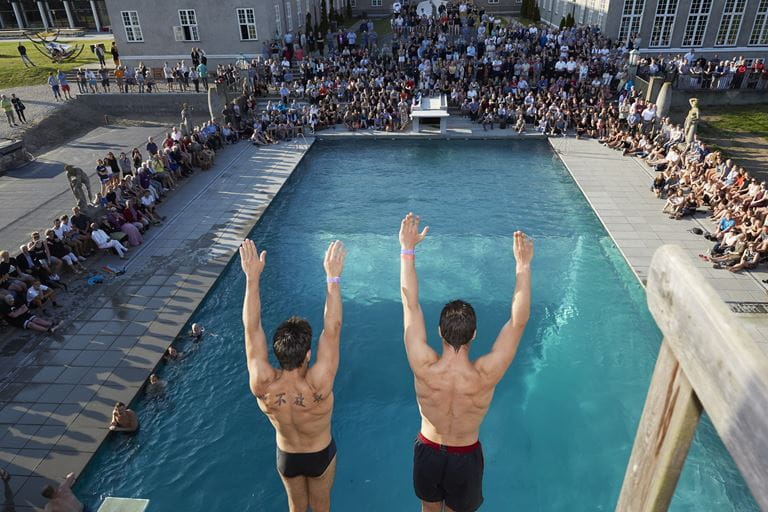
[0, 38, 112, 89]
[701, 107, 768, 141]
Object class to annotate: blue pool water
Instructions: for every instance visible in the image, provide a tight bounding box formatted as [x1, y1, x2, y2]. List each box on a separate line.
[75, 140, 756, 511]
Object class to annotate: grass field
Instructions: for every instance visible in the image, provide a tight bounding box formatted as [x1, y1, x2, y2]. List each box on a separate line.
[0, 38, 112, 89]
[700, 106, 768, 141]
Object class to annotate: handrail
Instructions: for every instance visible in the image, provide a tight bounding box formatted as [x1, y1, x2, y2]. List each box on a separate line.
[616, 245, 768, 511]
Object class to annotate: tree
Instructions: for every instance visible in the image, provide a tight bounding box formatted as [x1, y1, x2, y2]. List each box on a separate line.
[559, 16, 566, 28]
[329, 4, 338, 28]
[306, 12, 313, 36]
[532, 3, 541, 22]
[346, 0, 353, 20]
[566, 12, 575, 27]
[320, 0, 329, 33]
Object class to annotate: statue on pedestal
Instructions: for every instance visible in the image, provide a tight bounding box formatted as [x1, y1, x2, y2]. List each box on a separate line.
[684, 97, 700, 144]
[180, 103, 192, 136]
[65, 165, 92, 209]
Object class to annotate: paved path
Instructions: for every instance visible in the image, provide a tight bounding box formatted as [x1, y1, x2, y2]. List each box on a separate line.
[0, 137, 313, 511]
[0, 124, 168, 251]
[549, 137, 768, 355]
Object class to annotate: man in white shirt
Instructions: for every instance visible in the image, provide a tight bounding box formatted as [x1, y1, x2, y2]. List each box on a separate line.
[641, 103, 657, 133]
[91, 224, 129, 259]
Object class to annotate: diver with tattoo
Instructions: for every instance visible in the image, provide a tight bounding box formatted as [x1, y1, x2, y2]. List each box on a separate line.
[239, 238, 346, 512]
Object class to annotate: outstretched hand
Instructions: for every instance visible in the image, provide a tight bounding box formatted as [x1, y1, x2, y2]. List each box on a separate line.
[324, 240, 346, 277]
[399, 212, 429, 250]
[513, 231, 534, 268]
[240, 239, 266, 280]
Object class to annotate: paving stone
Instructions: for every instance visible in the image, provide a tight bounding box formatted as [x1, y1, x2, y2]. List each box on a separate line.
[44, 404, 84, 428]
[53, 367, 90, 385]
[6, 448, 49, 476]
[0, 425, 39, 449]
[70, 351, 103, 367]
[34, 385, 76, 404]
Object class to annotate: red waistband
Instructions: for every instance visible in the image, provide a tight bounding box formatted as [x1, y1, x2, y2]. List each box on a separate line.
[417, 432, 481, 454]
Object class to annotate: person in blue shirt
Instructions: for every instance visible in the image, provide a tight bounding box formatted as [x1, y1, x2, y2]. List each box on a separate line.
[47, 72, 62, 101]
[57, 69, 73, 100]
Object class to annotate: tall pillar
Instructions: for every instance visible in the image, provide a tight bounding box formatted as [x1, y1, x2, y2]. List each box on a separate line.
[11, 1, 25, 28]
[45, 1, 55, 27]
[656, 82, 672, 119]
[89, 0, 101, 31]
[63, 0, 76, 28]
[37, 1, 50, 29]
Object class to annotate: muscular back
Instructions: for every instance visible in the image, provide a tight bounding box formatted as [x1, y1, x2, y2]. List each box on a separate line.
[413, 355, 495, 447]
[254, 371, 334, 453]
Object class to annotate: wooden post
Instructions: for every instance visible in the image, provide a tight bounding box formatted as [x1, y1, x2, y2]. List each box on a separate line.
[616, 341, 702, 511]
[617, 245, 768, 511]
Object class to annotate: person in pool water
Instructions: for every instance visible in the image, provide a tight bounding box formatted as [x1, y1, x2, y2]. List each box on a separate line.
[190, 323, 205, 340]
[398, 213, 533, 512]
[239, 238, 345, 512]
[41, 472, 91, 512]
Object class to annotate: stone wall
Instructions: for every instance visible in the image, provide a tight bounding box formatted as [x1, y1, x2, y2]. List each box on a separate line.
[73, 93, 210, 120]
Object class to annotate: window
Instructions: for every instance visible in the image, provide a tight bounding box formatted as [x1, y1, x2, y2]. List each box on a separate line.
[177, 9, 199, 41]
[121, 10, 143, 42]
[579, 4, 585, 23]
[681, 0, 712, 46]
[297, 0, 302, 26]
[750, 0, 768, 45]
[275, 4, 282, 35]
[715, 0, 746, 46]
[237, 8, 258, 40]
[488, 0, 499, 4]
[649, 0, 678, 47]
[285, 1, 293, 31]
[372, 0, 382, 6]
[351, 0, 357, 6]
[618, 0, 644, 44]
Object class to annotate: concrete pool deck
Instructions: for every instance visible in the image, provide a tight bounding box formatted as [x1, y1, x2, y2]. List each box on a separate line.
[549, 137, 768, 356]
[0, 135, 314, 510]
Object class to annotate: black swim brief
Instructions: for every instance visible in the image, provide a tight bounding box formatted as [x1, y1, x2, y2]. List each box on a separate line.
[277, 438, 337, 478]
[413, 432, 484, 512]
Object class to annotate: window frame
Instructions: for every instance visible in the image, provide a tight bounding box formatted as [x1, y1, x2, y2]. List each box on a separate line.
[275, 4, 283, 35]
[649, 0, 679, 47]
[236, 7, 258, 41]
[178, 9, 200, 42]
[617, 0, 645, 45]
[120, 10, 143, 43]
[749, 0, 768, 45]
[681, 0, 712, 47]
[371, 0, 383, 7]
[715, 0, 746, 46]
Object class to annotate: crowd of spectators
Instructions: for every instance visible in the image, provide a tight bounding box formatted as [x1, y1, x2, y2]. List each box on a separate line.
[637, 51, 767, 90]
[597, 89, 768, 274]
[0, 120, 231, 332]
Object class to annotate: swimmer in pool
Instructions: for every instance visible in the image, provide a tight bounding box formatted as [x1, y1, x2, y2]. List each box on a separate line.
[109, 402, 139, 433]
[398, 213, 533, 512]
[240, 238, 345, 512]
[41, 472, 91, 512]
[190, 323, 205, 340]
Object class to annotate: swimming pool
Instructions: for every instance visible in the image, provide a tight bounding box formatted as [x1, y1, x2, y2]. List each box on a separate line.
[74, 139, 757, 511]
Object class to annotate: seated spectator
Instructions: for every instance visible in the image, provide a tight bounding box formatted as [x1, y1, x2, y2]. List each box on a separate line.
[91, 224, 129, 259]
[26, 279, 59, 312]
[1, 294, 59, 332]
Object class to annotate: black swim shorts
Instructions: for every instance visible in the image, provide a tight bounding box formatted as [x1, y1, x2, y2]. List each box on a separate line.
[413, 433, 484, 512]
[277, 438, 337, 478]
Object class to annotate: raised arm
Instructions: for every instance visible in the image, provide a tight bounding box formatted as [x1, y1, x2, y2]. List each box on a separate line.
[477, 231, 533, 383]
[240, 239, 276, 397]
[308, 240, 346, 388]
[399, 213, 437, 372]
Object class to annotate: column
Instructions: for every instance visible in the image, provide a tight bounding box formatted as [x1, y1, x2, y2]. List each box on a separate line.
[90, 0, 102, 32]
[37, 1, 49, 29]
[63, 0, 76, 28]
[11, 1, 25, 28]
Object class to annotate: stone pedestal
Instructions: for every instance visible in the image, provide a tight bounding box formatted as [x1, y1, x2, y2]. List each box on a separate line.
[439, 117, 447, 134]
[657, 82, 672, 119]
[411, 117, 420, 133]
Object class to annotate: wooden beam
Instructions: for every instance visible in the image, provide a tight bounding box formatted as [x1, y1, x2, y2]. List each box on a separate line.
[644, 245, 768, 510]
[616, 341, 702, 511]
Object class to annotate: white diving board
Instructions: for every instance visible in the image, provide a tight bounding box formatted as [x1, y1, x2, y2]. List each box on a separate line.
[411, 94, 450, 134]
[97, 497, 150, 512]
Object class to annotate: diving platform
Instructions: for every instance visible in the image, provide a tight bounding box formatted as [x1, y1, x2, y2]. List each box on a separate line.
[97, 497, 150, 512]
[411, 94, 450, 134]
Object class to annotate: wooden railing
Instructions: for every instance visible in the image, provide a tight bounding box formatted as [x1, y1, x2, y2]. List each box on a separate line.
[616, 245, 768, 511]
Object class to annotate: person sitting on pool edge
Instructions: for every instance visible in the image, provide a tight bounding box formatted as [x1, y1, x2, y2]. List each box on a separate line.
[398, 213, 533, 512]
[239, 238, 345, 512]
[109, 402, 139, 433]
[41, 472, 92, 512]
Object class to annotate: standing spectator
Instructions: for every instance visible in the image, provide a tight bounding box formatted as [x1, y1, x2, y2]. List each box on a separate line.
[191, 47, 200, 67]
[163, 62, 174, 92]
[47, 72, 62, 101]
[99, 67, 111, 92]
[94, 43, 106, 67]
[85, 68, 98, 93]
[0, 95, 16, 127]
[17, 43, 35, 67]
[197, 61, 208, 90]
[57, 69, 73, 100]
[110, 42, 120, 66]
[76, 67, 87, 93]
